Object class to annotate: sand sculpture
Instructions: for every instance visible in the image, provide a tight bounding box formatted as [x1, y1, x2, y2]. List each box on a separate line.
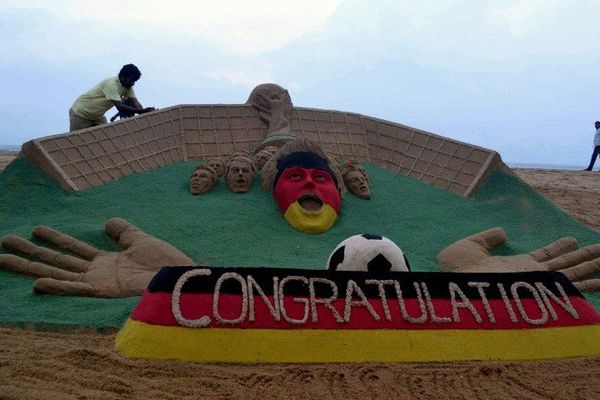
[1, 83, 599, 297]
[3, 84, 600, 368]
[340, 160, 371, 199]
[0, 218, 194, 297]
[327, 233, 410, 272]
[189, 165, 219, 195]
[261, 138, 344, 234]
[227, 149, 252, 161]
[116, 264, 600, 362]
[225, 155, 255, 193]
[2, 218, 598, 297]
[254, 146, 278, 171]
[205, 157, 225, 177]
[19, 83, 502, 197]
[438, 227, 600, 292]
[246, 83, 296, 151]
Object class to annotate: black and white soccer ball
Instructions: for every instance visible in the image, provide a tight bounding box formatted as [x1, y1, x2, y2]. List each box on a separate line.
[327, 234, 410, 273]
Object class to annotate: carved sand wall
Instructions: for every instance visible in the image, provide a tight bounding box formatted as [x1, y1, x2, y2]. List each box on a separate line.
[20, 102, 500, 196]
[290, 108, 370, 161]
[363, 116, 501, 197]
[181, 105, 265, 158]
[21, 108, 185, 191]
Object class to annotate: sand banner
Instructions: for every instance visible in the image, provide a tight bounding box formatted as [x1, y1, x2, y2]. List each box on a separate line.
[116, 267, 600, 363]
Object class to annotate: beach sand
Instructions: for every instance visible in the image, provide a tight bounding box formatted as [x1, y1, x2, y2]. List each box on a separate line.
[0, 151, 17, 172]
[514, 168, 600, 231]
[1, 153, 599, 399]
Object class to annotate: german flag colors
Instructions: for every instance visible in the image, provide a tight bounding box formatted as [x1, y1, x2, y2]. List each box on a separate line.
[116, 267, 600, 362]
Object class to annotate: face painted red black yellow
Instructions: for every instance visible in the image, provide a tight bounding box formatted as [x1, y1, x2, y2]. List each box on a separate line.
[274, 166, 341, 233]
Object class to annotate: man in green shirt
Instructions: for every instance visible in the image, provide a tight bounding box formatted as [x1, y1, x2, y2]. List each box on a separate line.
[69, 64, 156, 131]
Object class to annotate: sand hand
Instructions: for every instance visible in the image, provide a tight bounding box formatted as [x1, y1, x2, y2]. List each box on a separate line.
[437, 227, 600, 292]
[0, 218, 194, 297]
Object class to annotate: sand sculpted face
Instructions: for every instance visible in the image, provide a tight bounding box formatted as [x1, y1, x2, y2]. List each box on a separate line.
[228, 149, 252, 161]
[206, 157, 225, 177]
[341, 161, 371, 200]
[261, 139, 344, 234]
[343, 169, 371, 199]
[254, 146, 277, 171]
[189, 166, 218, 195]
[273, 155, 341, 234]
[226, 157, 255, 193]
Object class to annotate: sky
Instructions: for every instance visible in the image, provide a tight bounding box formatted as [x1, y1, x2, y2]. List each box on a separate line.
[2, 0, 600, 166]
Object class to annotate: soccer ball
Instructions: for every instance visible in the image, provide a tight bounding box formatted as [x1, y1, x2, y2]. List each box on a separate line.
[327, 234, 410, 273]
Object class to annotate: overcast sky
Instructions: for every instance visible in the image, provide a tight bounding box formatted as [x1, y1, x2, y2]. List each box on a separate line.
[2, 0, 600, 166]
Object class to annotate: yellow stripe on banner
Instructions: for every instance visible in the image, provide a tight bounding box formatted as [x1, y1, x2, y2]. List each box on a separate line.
[115, 319, 600, 363]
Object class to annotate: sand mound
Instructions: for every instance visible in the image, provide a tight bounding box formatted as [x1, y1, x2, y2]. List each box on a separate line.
[2, 153, 600, 399]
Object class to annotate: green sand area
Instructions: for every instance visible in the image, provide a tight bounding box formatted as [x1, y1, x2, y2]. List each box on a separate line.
[1, 158, 599, 330]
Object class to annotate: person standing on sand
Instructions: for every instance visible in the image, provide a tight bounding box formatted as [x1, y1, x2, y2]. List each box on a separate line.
[69, 64, 156, 131]
[584, 121, 600, 171]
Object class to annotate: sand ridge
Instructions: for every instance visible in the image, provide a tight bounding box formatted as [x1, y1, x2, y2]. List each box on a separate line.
[0, 151, 17, 172]
[1, 154, 600, 399]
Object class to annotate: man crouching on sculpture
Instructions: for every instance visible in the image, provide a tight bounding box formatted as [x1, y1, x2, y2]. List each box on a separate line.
[69, 64, 156, 131]
[261, 138, 344, 234]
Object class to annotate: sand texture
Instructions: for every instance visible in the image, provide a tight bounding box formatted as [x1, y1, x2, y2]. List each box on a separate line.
[2, 327, 600, 400]
[514, 168, 600, 231]
[0, 151, 17, 172]
[1, 154, 600, 400]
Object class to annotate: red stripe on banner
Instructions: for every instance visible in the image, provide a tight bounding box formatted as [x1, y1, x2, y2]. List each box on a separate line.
[131, 291, 600, 330]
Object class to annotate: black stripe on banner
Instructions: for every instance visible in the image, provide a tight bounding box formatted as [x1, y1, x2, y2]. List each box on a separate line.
[147, 266, 582, 300]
